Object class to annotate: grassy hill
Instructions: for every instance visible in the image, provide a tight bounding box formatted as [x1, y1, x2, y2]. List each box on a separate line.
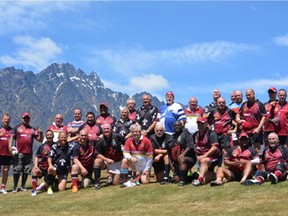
[0, 175, 287, 216]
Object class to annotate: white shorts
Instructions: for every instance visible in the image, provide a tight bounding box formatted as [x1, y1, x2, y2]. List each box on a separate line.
[108, 161, 121, 174]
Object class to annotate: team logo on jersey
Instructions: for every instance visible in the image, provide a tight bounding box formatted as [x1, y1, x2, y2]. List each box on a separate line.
[112, 139, 117, 147]
[80, 149, 84, 155]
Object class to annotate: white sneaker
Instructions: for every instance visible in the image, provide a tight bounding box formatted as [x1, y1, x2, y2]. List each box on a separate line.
[191, 179, 201, 187]
[36, 182, 46, 191]
[31, 190, 37, 196]
[0, 189, 8, 194]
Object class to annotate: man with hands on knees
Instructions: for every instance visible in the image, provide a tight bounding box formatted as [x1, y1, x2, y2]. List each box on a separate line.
[120, 123, 153, 186]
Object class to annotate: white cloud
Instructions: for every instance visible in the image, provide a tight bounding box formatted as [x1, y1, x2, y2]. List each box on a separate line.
[91, 41, 257, 76]
[129, 74, 169, 91]
[0, 1, 86, 35]
[0, 36, 62, 71]
[102, 73, 169, 96]
[273, 34, 288, 46]
[187, 76, 288, 96]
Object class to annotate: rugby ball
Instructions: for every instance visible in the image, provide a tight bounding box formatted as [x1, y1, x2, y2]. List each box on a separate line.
[11, 146, 18, 155]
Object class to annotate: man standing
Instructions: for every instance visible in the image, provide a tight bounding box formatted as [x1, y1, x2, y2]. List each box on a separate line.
[203, 89, 221, 118]
[275, 89, 288, 146]
[236, 88, 266, 152]
[96, 103, 117, 127]
[113, 107, 134, 140]
[67, 108, 85, 138]
[184, 97, 204, 135]
[136, 94, 158, 137]
[0, 113, 13, 194]
[127, 97, 137, 121]
[77, 112, 102, 142]
[9, 112, 43, 192]
[263, 87, 279, 146]
[207, 97, 237, 151]
[47, 114, 68, 142]
[158, 91, 186, 135]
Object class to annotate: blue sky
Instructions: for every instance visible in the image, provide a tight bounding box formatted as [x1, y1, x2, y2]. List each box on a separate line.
[1, 1, 288, 107]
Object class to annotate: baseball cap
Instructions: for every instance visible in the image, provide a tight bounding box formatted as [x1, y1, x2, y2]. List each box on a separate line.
[165, 91, 174, 98]
[268, 87, 277, 93]
[239, 132, 249, 139]
[100, 102, 109, 108]
[22, 112, 30, 118]
[196, 117, 207, 123]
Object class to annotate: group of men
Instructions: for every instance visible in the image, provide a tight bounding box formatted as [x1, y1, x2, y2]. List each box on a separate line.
[0, 87, 288, 196]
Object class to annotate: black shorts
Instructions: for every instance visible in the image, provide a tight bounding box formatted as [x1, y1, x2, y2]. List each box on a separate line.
[217, 134, 231, 149]
[278, 136, 288, 146]
[153, 160, 165, 174]
[229, 169, 243, 182]
[208, 159, 218, 172]
[56, 167, 70, 180]
[0, 155, 13, 165]
[13, 153, 33, 174]
[248, 133, 263, 145]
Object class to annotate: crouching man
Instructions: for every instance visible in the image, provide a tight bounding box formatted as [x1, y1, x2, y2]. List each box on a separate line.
[70, 129, 96, 192]
[120, 123, 153, 186]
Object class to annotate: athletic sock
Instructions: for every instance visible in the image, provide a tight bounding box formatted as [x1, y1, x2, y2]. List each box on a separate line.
[274, 170, 282, 179]
[179, 170, 187, 183]
[121, 168, 129, 183]
[13, 173, 20, 189]
[93, 167, 101, 184]
[32, 176, 38, 190]
[21, 173, 28, 188]
[71, 174, 78, 187]
[164, 164, 170, 179]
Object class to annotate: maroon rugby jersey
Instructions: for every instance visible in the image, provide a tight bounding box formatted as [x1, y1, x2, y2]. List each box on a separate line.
[276, 102, 288, 136]
[208, 109, 236, 134]
[263, 101, 280, 132]
[12, 124, 39, 154]
[193, 129, 219, 160]
[262, 145, 288, 172]
[95, 134, 124, 162]
[96, 115, 116, 127]
[73, 141, 95, 171]
[78, 123, 101, 142]
[0, 125, 12, 156]
[35, 142, 53, 170]
[225, 146, 257, 172]
[239, 100, 266, 134]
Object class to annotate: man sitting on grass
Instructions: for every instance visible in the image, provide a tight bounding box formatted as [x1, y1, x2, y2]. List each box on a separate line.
[244, 132, 288, 185]
[210, 132, 259, 186]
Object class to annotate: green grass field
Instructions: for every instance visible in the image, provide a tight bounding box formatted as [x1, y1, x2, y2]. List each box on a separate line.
[1, 175, 288, 216]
